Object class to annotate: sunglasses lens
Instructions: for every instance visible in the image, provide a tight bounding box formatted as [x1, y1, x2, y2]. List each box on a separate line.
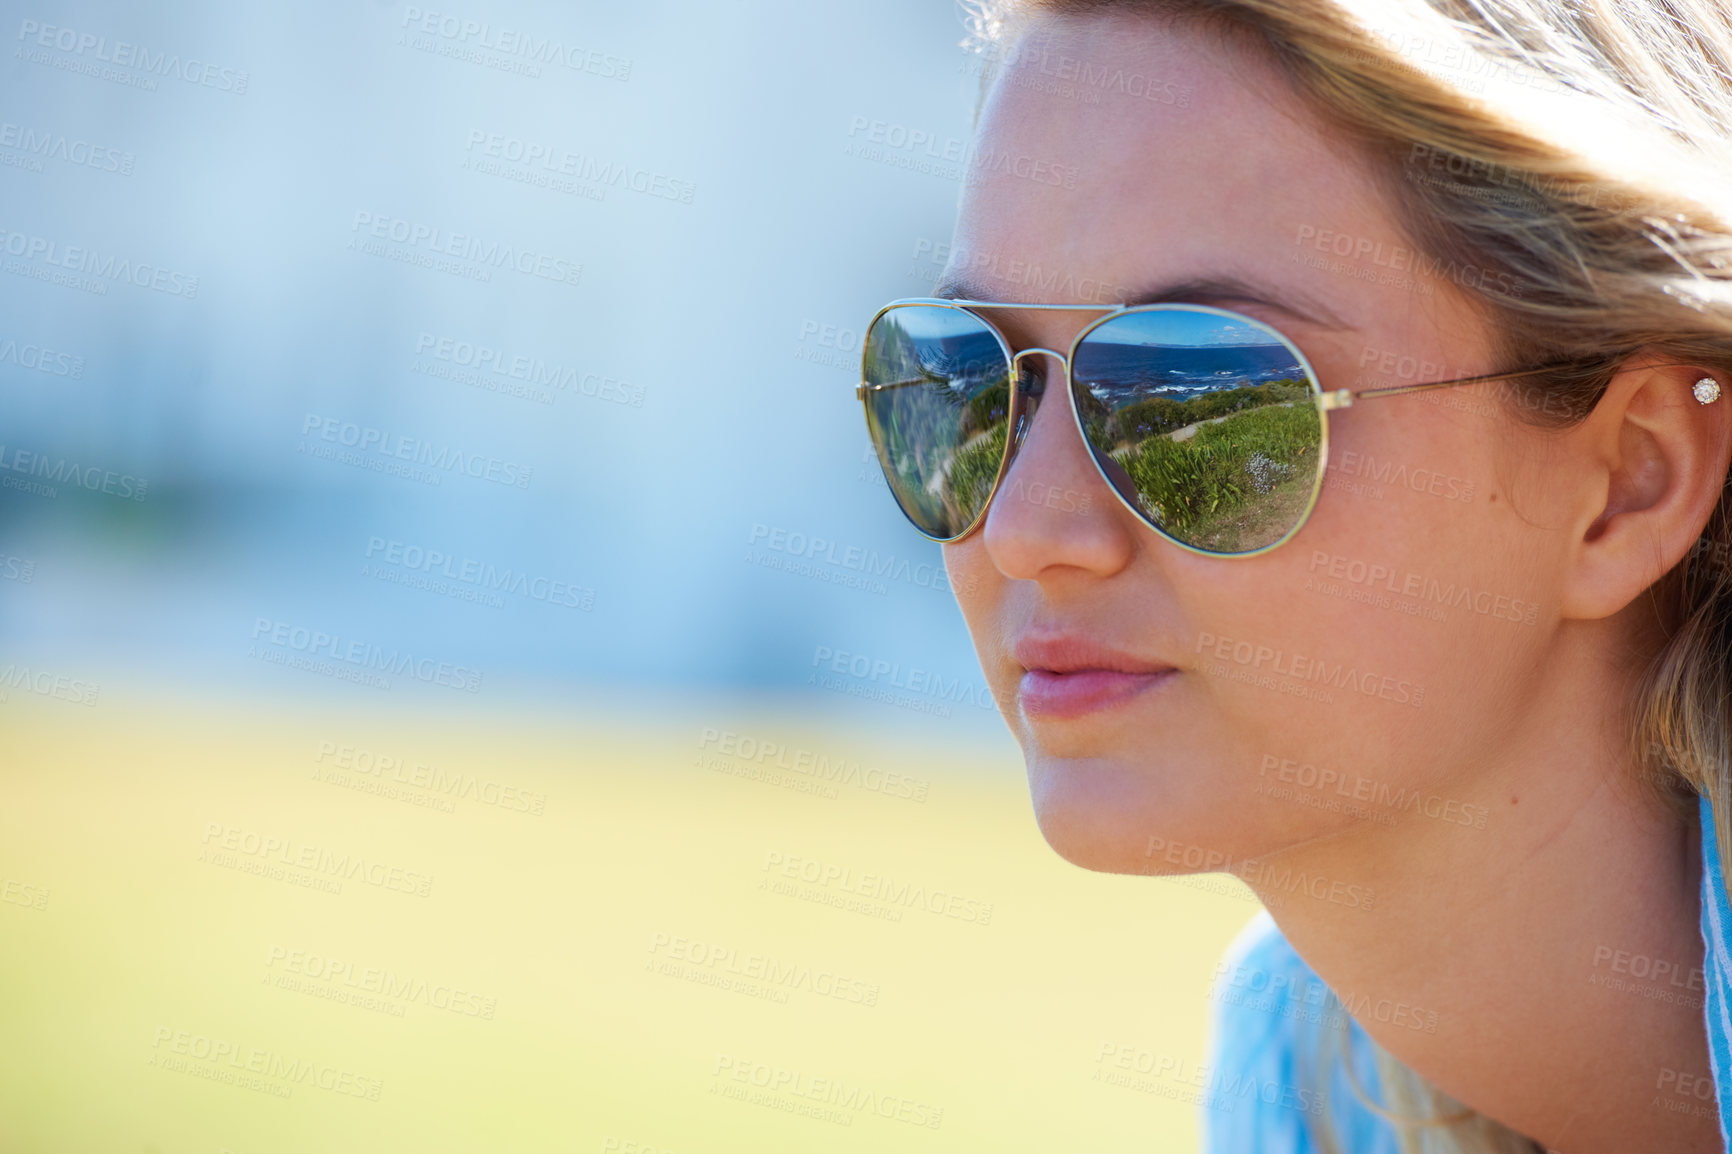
[861, 305, 1014, 540]
[1071, 308, 1322, 554]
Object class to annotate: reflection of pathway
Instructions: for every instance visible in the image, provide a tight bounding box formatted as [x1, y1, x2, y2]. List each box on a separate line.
[1164, 400, 1298, 442]
[1167, 414, 1232, 442]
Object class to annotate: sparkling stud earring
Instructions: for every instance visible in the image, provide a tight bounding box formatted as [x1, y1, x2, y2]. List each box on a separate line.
[1695, 377, 1722, 405]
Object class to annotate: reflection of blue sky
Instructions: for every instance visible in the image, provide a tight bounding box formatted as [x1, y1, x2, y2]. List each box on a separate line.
[1090, 309, 1285, 347]
[0, 0, 1001, 724]
[892, 305, 996, 341]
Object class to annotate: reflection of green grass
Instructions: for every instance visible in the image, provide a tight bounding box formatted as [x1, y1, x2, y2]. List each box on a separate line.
[1105, 380, 1309, 447]
[865, 370, 1010, 538]
[963, 381, 1010, 440]
[1125, 404, 1318, 551]
[942, 424, 1008, 520]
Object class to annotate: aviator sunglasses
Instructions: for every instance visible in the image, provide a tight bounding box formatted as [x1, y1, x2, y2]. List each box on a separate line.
[856, 297, 1630, 557]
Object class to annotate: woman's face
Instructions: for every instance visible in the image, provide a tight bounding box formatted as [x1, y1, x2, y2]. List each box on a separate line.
[942, 13, 1583, 874]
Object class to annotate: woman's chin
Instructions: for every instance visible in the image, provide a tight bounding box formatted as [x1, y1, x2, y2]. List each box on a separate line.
[1027, 757, 1176, 874]
[1026, 753, 1271, 876]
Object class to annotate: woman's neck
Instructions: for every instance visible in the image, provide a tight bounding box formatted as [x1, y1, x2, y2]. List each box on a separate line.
[1247, 639, 1715, 1153]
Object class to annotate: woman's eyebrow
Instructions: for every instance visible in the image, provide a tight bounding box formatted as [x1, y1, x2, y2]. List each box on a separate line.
[932, 272, 1352, 331]
[1122, 276, 1353, 331]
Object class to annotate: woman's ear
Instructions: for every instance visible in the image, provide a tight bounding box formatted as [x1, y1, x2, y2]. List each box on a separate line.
[1559, 358, 1732, 620]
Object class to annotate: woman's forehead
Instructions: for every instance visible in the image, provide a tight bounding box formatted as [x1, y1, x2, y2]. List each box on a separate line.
[950, 14, 1453, 346]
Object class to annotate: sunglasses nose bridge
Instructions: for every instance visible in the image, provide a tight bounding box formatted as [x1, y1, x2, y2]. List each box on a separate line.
[1009, 346, 1069, 390]
[1008, 347, 1069, 422]
[998, 346, 1074, 483]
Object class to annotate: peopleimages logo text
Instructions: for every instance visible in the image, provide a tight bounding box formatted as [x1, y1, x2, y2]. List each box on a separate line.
[250, 618, 483, 693]
[0, 120, 133, 174]
[749, 524, 972, 595]
[364, 537, 591, 609]
[350, 212, 581, 286]
[414, 333, 643, 405]
[0, 444, 147, 500]
[300, 414, 532, 488]
[0, 227, 198, 297]
[17, 20, 250, 93]
[399, 7, 631, 80]
[810, 645, 999, 711]
[0, 337, 83, 377]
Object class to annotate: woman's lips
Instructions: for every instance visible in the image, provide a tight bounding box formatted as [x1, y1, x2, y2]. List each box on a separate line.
[1011, 636, 1178, 719]
[1019, 667, 1176, 719]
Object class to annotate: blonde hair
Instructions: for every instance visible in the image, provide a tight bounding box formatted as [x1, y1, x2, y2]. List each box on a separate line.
[960, 0, 1732, 1149]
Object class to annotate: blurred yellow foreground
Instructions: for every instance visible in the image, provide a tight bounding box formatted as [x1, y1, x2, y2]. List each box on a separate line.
[0, 690, 1256, 1153]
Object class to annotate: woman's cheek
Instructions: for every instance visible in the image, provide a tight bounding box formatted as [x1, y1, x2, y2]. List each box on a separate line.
[942, 539, 1000, 629]
[941, 538, 1024, 710]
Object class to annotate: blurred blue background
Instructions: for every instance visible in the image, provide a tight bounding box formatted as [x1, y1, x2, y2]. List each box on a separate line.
[0, 14, 1262, 1153]
[0, 0, 999, 718]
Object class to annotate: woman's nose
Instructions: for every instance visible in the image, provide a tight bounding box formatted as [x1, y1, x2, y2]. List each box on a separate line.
[980, 352, 1137, 581]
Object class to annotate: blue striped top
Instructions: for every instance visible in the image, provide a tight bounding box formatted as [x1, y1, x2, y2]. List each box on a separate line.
[1200, 908, 1403, 1152]
[1700, 793, 1732, 1150]
[1202, 793, 1732, 1151]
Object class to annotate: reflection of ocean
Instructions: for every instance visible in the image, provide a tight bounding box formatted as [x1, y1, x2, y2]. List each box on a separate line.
[1076, 343, 1302, 400]
[913, 328, 1005, 378]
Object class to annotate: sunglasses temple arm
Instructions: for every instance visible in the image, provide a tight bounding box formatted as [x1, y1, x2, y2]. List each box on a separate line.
[856, 379, 931, 399]
[1335, 358, 1693, 408]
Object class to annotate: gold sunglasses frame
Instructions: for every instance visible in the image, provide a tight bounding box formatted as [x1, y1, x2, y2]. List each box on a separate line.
[858, 296, 1615, 559]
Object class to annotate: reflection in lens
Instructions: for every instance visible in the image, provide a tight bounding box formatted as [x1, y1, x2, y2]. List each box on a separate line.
[861, 305, 1014, 539]
[1072, 308, 1321, 553]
